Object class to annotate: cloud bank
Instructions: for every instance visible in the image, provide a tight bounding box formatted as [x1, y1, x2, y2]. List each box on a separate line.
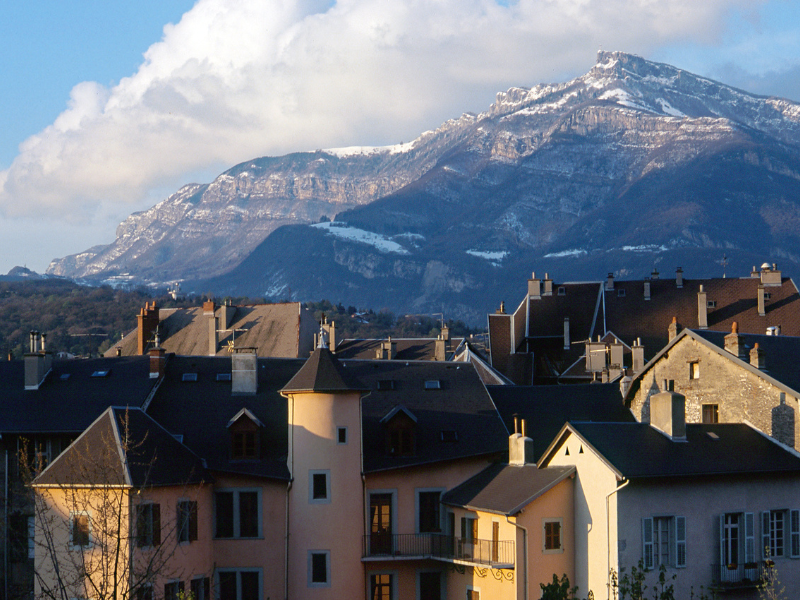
[0, 0, 771, 230]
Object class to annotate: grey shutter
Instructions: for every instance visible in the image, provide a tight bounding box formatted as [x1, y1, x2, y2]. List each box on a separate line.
[675, 516, 686, 568]
[790, 509, 800, 558]
[744, 513, 754, 563]
[762, 511, 771, 559]
[642, 517, 654, 569]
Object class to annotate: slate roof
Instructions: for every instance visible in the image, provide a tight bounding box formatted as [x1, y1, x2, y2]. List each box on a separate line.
[280, 347, 369, 393]
[144, 355, 304, 481]
[488, 384, 634, 462]
[107, 302, 313, 358]
[334, 337, 465, 361]
[34, 407, 207, 488]
[0, 356, 158, 434]
[540, 422, 800, 479]
[441, 463, 574, 515]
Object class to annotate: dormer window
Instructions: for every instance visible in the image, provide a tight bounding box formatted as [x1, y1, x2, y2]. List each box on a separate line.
[557, 287, 566, 296]
[226, 408, 264, 460]
[381, 406, 417, 457]
[424, 380, 441, 390]
[377, 380, 396, 390]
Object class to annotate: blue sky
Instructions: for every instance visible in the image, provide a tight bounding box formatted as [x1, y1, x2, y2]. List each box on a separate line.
[1, 0, 799, 273]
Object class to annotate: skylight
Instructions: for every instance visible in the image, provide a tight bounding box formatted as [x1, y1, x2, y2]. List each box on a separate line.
[182, 373, 198, 382]
[216, 373, 232, 381]
[91, 370, 110, 378]
[424, 380, 441, 390]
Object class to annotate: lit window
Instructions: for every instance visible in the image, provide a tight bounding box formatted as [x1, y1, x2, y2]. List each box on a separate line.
[370, 573, 393, 600]
[690, 362, 700, 380]
[702, 404, 719, 424]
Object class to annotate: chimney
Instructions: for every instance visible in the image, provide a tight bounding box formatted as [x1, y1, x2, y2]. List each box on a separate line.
[563, 318, 570, 350]
[203, 300, 216, 315]
[434, 335, 446, 361]
[149, 347, 166, 379]
[650, 385, 686, 440]
[24, 331, 52, 390]
[632, 338, 645, 373]
[697, 285, 708, 329]
[208, 314, 219, 356]
[543, 273, 553, 296]
[724, 322, 746, 359]
[528, 272, 542, 300]
[441, 323, 450, 342]
[751, 265, 759, 278]
[758, 285, 766, 316]
[137, 302, 160, 355]
[750, 343, 765, 370]
[668, 316, 679, 341]
[675, 267, 684, 288]
[497, 301, 506, 314]
[585, 336, 607, 373]
[606, 273, 614, 291]
[509, 416, 534, 466]
[219, 300, 235, 329]
[232, 348, 258, 394]
[651, 268, 659, 280]
[115, 347, 122, 357]
[380, 337, 396, 360]
[325, 320, 337, 351]
[644, 279, 651, 301]
[609, 338, 623, 378]
[760, 262, 782, 286]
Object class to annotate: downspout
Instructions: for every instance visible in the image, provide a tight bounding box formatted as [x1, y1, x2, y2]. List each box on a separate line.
[4, 443, 8, 600]
[359, 391, 368, 600]
[506, 516, 528, 600]
[284, 394, 294, 600]
[606, 478, 629, 598]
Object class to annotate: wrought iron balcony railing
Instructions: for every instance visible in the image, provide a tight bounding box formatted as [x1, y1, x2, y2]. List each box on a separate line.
[710, 562, 767, 588]
[363, 532, 514, 567]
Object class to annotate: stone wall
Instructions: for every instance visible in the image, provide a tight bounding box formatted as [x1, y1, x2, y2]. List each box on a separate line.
[629, 336, 799, 450]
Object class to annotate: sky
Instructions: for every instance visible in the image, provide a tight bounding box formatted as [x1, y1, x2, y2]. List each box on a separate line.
[1, 0, 799, 274]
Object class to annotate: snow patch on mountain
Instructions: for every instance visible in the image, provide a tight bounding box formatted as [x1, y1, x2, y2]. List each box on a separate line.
[544, 249, 588, 258]
[311, 222, 410, 254]
[323, 141, 416, 158]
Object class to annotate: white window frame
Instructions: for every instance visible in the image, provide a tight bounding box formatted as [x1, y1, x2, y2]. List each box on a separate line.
[643, 516, 686, 569]
[466, 584, 481, 600]
[213, 488, 262, 539]
[190, 577, 210, 600]
[216, 568, 262, 600]
[763, 509, 799, 559]
[309, 470, 331, 504]
[308, 550, 331, 588]
[415, 488, 445, 534]
[542, 518, 564, 554]
[69, 511, 92, 550]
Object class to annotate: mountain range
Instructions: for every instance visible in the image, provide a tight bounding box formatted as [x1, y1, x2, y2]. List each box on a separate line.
[47, 51, 800, 323]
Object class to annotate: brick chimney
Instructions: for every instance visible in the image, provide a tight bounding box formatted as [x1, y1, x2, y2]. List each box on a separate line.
[644, 279, 651, 301]
[650, 384, 686, 440]
[668, 316, 679, 341]
[676, 267, 683, 288]
[232, 348, 258, 394]
[724, 322, 745, 359]
[24, 330, 52, 390]
[149, 347, 166, 379]
[750, 343, 765, 370]
[632, 338, 645, 373]
[543, 273, 553, 296]
[606, 272, 614, 291]
[509, 415, 534, 466]
[758, 285, 766, 317]
[137, 302, 160, 355]
[528, 272, 541, 300]
[697, 285, 708, 329]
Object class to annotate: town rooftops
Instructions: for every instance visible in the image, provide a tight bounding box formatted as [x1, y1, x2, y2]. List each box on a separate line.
[33, 407, 207, 488]
[334, 337, 465, 361]
[280, 346, 369, 394]
[441, 463, 574, 516]
[539, 421, 800, 479]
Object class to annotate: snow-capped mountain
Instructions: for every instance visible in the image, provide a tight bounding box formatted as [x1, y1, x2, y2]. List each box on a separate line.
[49, 52, 800, 321]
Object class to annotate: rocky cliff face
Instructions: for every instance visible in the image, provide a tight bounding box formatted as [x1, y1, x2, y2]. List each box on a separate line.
[49, 52, 800, 322]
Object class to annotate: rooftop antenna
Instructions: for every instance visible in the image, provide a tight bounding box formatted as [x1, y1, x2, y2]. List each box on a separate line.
[721, 253, 728, 279]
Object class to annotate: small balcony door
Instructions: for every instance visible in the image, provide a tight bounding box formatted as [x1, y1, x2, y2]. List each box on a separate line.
[370, 493, 393, 554]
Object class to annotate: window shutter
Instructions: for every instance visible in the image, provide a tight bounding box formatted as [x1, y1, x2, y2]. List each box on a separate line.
[719, 514, 725, 565]
[762, 511, 771, 559]
[189, 502, 198, 542]
[744, 513, 755, 563]
[790, 509, 800, 559]
[642, 518, 654, 569]
[152, 504, 161, 546]
[675, 516, 686, 568]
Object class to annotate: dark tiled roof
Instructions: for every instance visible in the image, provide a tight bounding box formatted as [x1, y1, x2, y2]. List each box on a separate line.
[334, 337, 465, 361]
[280, 347, 368, 393]
[351, 361, 508, 472]
[488, 384, 634, 462]
[145, 356, 304, 480]
[0, 357, 157, 434]
[34, 407, 206, 487]
[527, 283, 602, 341]
[545, 422, 800, 478]
[441, 463, 574, 515]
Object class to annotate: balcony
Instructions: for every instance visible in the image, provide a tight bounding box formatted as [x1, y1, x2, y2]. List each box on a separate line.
[363, 533, 514, 568]
[710, 562, 767, 590]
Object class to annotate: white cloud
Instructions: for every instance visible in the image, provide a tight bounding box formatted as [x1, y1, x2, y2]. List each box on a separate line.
[0, 0, 766, 250]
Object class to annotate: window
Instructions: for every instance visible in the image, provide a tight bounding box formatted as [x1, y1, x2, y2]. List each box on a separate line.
[182, 373, 198, 382]
[134, 584, 153, 600]
[543, 519, 563, 553]
[707, 300, 717, 309]
[617, 289, 626, 297]
[419, 572, 442, 600]
[643, 516, 686, 568]
[689, 362, 700, 380]
[459, 516, 478, 559]
[719, 513, 753, 566]
[191, 578, 210, 600]
[178, 500, 198, 543]
[370, 573, 393, 600]
[492, 521, 500, 562]
[763, 510, 800, 558]
[214, 490, 261, 538]
[9, 515, 35, 561]
[467, 588, 480, 600]
[440, 430, 458, 443]
[557, 287, 566, 296]
[232, 431, 257, 459]
[218, 570, 260, 600]
[417, 491, 442, 533]
[337, 427, 348, 444]
[377, 380, 396, 390]
[136, 503, 161, 547]
[309, 471, 331, 503]
[308, 551, 330, 587]
[164, 581, 184, 600]
[702, 404, 719, 424]
[424, 380, 441, 390]
[216, 373, 232, 381]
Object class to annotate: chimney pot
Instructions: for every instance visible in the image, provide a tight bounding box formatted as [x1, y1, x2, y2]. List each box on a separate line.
[676, 267, 683, 288]
[149, 347, 166, 379]
[697, 286, 708, 329]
